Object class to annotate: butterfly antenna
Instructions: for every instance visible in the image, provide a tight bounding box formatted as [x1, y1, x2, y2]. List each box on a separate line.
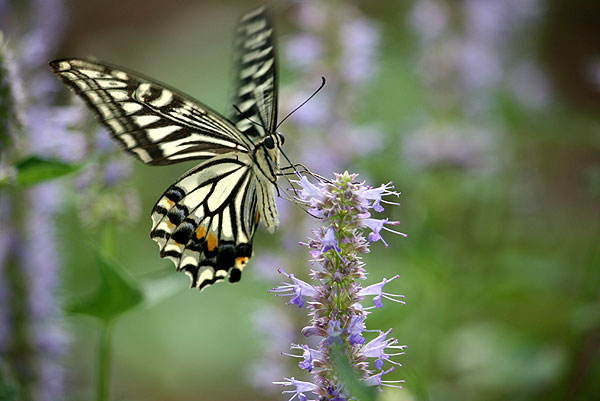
[233, 104, 266, 129]
[276, 77, 326, 129]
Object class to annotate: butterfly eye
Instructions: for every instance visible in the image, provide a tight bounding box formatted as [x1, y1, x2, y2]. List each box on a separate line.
[264, 136, 275, 149]
[277, 132, 285, 145]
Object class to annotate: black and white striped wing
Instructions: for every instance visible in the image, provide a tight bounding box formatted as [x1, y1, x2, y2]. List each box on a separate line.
[49, 58, 254, 165]
[230, 5, 278, 142]
[150, 153, 261, 291]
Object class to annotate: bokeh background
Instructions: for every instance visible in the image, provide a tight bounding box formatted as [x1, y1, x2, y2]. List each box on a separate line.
[1, 0, 600, 400]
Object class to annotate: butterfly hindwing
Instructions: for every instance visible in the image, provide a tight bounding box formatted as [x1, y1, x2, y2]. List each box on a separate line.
[49, 58, 254, 165]
[230, 5, 278, 141]
[150, 153, 261, 291]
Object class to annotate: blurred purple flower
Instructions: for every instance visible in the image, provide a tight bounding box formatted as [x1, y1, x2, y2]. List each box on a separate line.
[283, 1, 384, 177]
[285, 91, 330, 127]
[407, 0, 548, 122]
[507, 61, 551, 109]
[0, 199, 11, 350]
[459, 38, 502, 90]
[294, 2, 327, 30]
[402, 122, 495, 171]
[286, 34, 323, 69]
[25, 105, 87, 162]
[340, 17, 380, 84]
[0, 1, 80, 399]
[407, 0, 449, 41]
[250, 251, 288, 280]
[248, 304, 296, 393]
[103, 159, 133, 187]
[19, 0, 67, 68]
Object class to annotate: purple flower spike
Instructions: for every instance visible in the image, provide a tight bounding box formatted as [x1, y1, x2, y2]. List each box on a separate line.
[269, 269, 317, 308]
[359, 275, 406, 308]
[272, 172, 406, 399]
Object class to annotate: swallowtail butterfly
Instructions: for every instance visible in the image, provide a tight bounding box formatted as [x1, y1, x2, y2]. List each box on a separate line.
[49, 5, 284, 291]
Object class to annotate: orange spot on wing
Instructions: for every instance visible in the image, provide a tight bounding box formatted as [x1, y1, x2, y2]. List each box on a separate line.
[195, 226, 206, 240]
[206, 232, 217, 252]
[235, 256, 249, 269]
[255, 210, 260, 224]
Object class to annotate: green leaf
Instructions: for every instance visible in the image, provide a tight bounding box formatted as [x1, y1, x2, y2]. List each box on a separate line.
[330, 343, 377, 401]
[0, 367, 17, 401]
[67, 247, 143, 324]
[15, 156, 80, 187]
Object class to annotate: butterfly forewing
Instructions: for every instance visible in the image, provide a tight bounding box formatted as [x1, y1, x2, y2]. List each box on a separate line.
[49, 59, 254, 165]
[230, 5, 278, 141]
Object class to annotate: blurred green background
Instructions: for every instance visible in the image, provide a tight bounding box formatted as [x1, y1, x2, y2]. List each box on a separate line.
[2, 0, 600, 400]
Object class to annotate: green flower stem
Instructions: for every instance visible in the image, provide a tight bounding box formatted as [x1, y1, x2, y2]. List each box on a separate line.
[96, 321, 113, 401]
[96, 220, 115, 401]
[101, 219, 116, 258]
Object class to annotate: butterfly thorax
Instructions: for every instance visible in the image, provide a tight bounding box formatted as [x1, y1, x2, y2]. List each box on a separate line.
[251, 132, 284, 183]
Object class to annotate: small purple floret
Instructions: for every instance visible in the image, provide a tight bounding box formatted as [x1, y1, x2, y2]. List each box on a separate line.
[321, 226, 340, 253]
[327, 319, 344, 345]
[359, 275, 405, 308]
[274, 377, 319, 401]
[270, 269, 317, 308]
[347, 315, 366, 345]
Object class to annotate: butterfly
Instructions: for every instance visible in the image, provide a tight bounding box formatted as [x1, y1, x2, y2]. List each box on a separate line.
[49, 5, 286, 291]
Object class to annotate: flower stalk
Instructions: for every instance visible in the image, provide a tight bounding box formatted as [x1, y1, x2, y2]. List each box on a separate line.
[272, 172, 406, 401]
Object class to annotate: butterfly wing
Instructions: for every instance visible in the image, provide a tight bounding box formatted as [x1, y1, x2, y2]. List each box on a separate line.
[229, 5, 278, 141]
[49, 58, 254, 165]
[150, 152, 261, 290]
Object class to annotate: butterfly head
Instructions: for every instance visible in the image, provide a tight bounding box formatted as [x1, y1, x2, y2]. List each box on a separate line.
[263, 132, 285, 150]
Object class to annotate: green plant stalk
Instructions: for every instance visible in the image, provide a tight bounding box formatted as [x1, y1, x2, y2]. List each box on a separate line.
[96, 321, 112, 401]
[96, 220, 115, 401]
